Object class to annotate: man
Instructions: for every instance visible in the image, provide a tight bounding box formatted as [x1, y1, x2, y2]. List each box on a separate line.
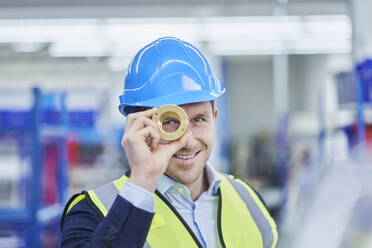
[61, 37, 277, 248]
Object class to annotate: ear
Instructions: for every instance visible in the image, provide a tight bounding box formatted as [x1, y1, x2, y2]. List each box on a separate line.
[213, 107, 218, 124]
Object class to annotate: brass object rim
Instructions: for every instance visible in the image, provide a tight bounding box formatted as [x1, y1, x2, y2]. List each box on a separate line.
[152, 104, 189, 141]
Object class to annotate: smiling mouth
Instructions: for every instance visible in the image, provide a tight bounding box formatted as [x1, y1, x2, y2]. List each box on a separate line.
[173, 150, 201, 160]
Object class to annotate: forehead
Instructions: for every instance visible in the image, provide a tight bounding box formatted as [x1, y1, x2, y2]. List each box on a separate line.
[179, 102, 213, 115]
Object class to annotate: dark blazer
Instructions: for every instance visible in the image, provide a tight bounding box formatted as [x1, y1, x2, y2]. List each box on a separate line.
[61, 193, 154, 248]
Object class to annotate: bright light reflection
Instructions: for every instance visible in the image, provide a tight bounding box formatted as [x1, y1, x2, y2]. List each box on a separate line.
[0, 15, 351, 56]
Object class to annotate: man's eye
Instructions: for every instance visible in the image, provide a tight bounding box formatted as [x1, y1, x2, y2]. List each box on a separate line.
[194, 117, 204, 122]
[162, 118, 180, 132]
[163, 119, 176, 125]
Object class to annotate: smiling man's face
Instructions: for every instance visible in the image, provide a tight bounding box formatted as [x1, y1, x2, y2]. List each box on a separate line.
[165, 101, 218, 189]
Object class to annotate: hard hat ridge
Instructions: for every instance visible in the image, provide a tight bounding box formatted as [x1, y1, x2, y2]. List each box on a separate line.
[119, 37, 225, 116]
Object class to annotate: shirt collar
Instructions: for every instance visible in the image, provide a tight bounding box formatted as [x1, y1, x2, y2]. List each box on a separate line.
[157, 164, 221, 196]
[205, 164, 221, 196]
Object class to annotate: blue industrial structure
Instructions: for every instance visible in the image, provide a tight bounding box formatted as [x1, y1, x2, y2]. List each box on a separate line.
[355, 59, 372, 163]
[0, 88, 69, 247]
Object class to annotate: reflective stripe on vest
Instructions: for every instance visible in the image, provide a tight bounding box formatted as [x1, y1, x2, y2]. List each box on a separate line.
[223, 175, 278, 248]
[87, 174, 277, 248]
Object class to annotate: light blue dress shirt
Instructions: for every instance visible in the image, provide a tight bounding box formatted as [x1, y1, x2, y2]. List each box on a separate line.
[120, 165, 222, 248]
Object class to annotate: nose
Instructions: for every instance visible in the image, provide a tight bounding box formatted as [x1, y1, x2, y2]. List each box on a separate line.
[182, 129, 198, 150]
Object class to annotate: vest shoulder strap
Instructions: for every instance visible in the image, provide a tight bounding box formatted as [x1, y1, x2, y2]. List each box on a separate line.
[61, 192, 86, 231]
[219, 173, 278, 248]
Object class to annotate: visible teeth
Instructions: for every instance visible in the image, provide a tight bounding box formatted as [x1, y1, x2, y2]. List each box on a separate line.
[174, 153, 196, 159]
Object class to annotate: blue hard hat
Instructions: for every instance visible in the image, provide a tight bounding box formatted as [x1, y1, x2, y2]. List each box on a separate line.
[118, 37, 225, 116]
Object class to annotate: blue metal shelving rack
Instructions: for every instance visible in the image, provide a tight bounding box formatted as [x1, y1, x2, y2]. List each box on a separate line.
[0, 87, 68, 247]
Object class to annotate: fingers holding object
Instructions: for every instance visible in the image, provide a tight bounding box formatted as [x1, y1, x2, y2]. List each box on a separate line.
[125, 111, 158, 133]
[126, 108, 158, 126]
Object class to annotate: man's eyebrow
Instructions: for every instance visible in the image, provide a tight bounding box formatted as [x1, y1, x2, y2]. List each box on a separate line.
[191, 111, 211, 118]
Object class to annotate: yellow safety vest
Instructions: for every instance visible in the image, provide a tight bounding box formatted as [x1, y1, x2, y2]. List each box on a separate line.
[65, 173, 277, 248]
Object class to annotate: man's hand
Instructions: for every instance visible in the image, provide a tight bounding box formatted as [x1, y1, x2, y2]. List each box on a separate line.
[121, 108, 189, 192]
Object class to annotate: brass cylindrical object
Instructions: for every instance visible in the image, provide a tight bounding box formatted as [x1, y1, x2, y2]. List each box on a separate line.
[152, 105, 189, 141]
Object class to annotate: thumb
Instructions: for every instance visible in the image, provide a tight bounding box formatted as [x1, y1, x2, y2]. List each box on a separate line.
[156, 130, 191, 156]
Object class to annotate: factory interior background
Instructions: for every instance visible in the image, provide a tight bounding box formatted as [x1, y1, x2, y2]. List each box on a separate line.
[1, 0, 372, 247]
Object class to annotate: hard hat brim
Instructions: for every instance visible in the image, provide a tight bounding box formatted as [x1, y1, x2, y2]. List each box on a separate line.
[119, 88, 225, 116]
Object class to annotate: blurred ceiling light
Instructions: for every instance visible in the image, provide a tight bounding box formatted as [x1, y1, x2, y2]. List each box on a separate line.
[48, 41, 108, 57]
[0, 15, 351, 57]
